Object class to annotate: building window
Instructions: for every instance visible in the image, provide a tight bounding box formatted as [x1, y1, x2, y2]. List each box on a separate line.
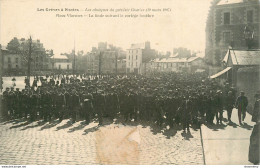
[8, 64, 11, 69]
[223, 32, 231, 43]
[16, 65, 18, 68]
[136, 55, 138, 60]
[67, 64, 69, 70]
[129, 55, 130, 60]
[171, 63, 172, 67]
[59, 65, 61, 69]
[8, 57, 11, 63]
[224, 12, 230, 25]
[15, 58, 18, 64]
[247, 10, 253, 23]
[136, 62, 137, 67]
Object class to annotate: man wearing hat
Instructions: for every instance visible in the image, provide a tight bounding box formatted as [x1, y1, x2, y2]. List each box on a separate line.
[8, 87, 16, 117]
[70, 89, 80, 123]
[14, 88, 22, 118]
[251, 93, 260, 123]
[56, 88, 66, 121]
[235, 91, 248, 125]
[41, 88, 52, 122]
[248, 93, 260, 165]
[94, 90, 105, 125]
[82, 98, 92, 124]
[2, 87, 10, 118]
[226, 91, 235, 122]
[215, 90, 224, 124]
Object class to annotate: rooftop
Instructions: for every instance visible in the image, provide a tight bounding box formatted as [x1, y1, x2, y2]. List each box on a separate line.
[50, 54, 69, 60]
[1, 45, 8, 51]
[217, 0, 258, 6]
[217, 0, 243, 5]
[153, 56, 201, 63]
[129, 43, 145, 50]
[223, 49, 260, 65]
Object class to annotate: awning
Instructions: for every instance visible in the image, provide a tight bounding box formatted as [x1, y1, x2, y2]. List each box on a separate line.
[210, 67, 232, 79]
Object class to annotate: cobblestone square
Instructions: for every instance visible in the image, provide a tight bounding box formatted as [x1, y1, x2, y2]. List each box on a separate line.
[0, 118, 204, 165]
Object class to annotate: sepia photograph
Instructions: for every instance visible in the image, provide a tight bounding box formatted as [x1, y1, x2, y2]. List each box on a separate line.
[0, 0, 259, 166]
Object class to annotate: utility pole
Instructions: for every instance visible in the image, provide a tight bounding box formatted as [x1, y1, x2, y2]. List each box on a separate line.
[27, 36, 32, 87]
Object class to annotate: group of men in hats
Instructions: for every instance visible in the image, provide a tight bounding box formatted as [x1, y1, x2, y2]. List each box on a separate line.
[1, 72, 249, 132]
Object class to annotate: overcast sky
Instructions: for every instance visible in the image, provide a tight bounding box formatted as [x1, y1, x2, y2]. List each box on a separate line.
[0, 0, 211, 55]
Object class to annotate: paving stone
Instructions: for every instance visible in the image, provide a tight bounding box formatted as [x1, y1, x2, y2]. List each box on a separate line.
[0, 119, 203, 165]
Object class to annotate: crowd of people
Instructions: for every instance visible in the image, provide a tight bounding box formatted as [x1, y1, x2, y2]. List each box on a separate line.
[0, 72, 252, 132]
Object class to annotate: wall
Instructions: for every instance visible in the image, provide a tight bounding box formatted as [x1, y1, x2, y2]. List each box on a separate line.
[205, 0, 260, 65]
[236, 66, 260, 114]
[126, 49, 142, 74]
[3, 53, 22, 70]
[54, 62, 72, 70]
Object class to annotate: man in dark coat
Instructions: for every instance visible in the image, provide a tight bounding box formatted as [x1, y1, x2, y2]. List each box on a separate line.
[251, 93, 260, 123]
[181, 96, 192, 132]
[70, 89, 80, 123]
[94, 91, 105, 125]
[226, 91, 235, 122]
[215, 90, 224, 124]
[82, 91, 94, 124]
[235, 91, 248, 125]
[56, 89, 66, 121]
[41, 89, 52, 122]
[2, 87, 9, 118]
[8, 87, 16, 117]
[248, 93, 260, 165]
[83, 98, 93, 124]
[30, 90, 38, 121]
[14, 88, 22, 118]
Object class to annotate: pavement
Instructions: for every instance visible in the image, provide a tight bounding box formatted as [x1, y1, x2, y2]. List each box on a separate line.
[0, 116, 204, 165]
[201, 109, 254, 165]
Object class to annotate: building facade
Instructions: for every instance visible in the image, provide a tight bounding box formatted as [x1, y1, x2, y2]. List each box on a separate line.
[126, 41, 156, 74]
[148, 57, 205, 73]
[51, 54, 72, 71]
[205, 0, 260, 65]
[18, 38, 50, 71]
[211, 49, 260, 112]
[1, 47, 23, 75]
[85, 47, 126, 74]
